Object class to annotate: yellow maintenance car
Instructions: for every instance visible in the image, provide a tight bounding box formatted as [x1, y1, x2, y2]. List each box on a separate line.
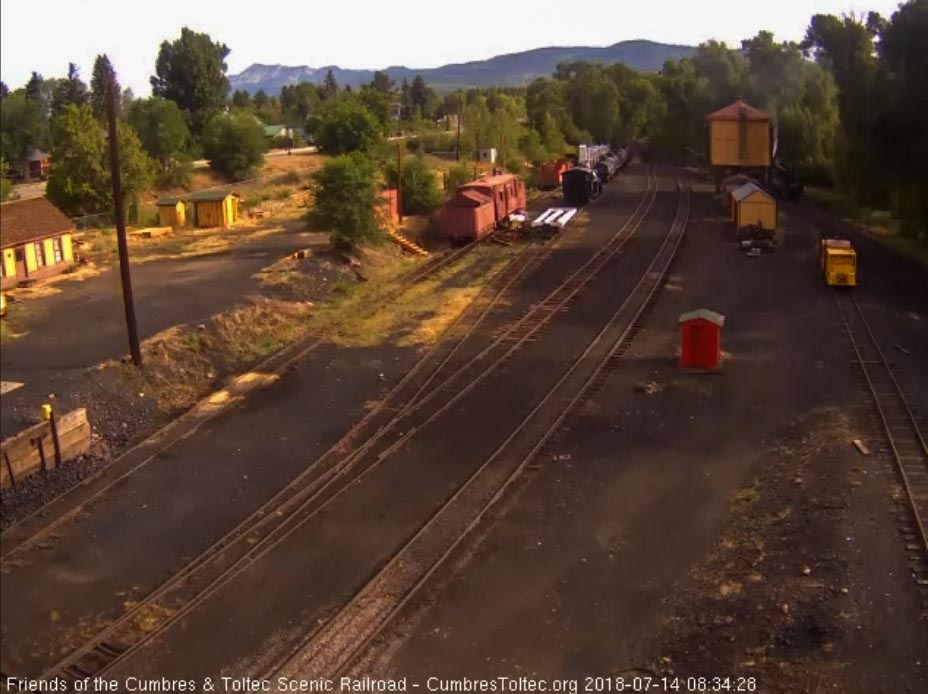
[821, 239, 857, 287]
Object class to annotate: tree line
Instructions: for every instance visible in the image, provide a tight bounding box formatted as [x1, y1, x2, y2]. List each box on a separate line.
[1, 2, 925, 242]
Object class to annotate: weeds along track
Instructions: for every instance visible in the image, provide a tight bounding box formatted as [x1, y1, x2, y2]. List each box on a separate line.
[0, 232, 496, 563]
[12, 172, 655, 682]
[10, 238, 537, 683]
[273, 182, 691, 678]
[835, 292, 928, 565]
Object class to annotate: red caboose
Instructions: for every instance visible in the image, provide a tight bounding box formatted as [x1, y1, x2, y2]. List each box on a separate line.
[537, 158, 573, 189]
[439, 173, 526, 242]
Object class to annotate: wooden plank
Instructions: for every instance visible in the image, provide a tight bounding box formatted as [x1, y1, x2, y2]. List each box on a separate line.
[853, 438, 870, 456]
[1, 409, 91, 488]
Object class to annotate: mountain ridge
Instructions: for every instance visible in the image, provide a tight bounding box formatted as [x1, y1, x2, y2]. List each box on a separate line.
[228, 40, 696, 95]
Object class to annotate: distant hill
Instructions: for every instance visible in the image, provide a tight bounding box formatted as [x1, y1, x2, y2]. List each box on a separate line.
[228, 40, 696, 96]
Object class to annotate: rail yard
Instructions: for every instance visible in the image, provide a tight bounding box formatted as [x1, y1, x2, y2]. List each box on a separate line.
[2, 150, 926, 692]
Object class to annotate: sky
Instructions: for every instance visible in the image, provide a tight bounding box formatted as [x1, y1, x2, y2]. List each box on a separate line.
[0, 0, 906, 95]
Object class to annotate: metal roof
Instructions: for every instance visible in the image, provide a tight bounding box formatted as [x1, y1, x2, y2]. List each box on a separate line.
[156, 197, 184, 206]
[455, 189, 492, 206]
[731, 182, 772, 202]
[706, 100, 771, 122]
[461, 173, 520, 188]
[187, 190, 241, 202]
[679, 309, 725, 327]
[1, 197, 75, 248]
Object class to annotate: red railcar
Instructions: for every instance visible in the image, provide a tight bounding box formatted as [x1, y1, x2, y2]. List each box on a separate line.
[537, 158, 573, 189]
[438, 173, 526, 242]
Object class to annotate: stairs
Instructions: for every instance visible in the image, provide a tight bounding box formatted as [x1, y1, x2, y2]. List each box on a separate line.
[386, 226, 429, 256]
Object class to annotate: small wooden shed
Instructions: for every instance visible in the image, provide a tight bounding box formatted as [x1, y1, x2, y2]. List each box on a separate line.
[188, 190, 241, 228]
[731, 183, 776, 230]
[156, 197, 187, 228]
[679, 309, 725, 370]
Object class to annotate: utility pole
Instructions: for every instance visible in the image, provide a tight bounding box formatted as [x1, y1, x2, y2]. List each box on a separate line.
[106, 70, 142, 367]
[396, 140, 403, 225]
[474, 125, 479, 179]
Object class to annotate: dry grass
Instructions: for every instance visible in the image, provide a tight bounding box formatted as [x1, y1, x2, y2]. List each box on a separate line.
[111, 297, 314, 415]
[101, 237, 517, 426]
[308, 243, 518, 349]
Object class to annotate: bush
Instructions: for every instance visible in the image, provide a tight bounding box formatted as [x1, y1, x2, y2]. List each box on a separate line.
[445, 163, 472, 192]
[202, 112, 268, 181]
[156, 156, 194, 189]
[313, 97, 382, 155]
[419, 132, 456, 153]
[384, 155, 443, 215]
[310, 152, 383, 248]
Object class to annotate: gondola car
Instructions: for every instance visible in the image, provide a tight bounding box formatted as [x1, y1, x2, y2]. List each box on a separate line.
[562, 166, 601, 207]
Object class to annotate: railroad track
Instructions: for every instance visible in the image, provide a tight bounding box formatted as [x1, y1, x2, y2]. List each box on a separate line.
[0, 232, 496, 563]
[11, 240, 541, 684]
[14, 174, 657, 683]
[273, 181, 691, 677]
[835, 292, 928, 558]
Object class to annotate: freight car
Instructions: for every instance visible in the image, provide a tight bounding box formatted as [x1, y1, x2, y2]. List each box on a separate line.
[538, 158, 574, 190]
[438, 173, 527, 242]
[562, 166, 601, 207]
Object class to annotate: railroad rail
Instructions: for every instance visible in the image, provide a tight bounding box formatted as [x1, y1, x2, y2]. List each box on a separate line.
[17, 239, 543, 684]
[835, 292, 928, 555]
[273, 182, 691, 677]
[0, 232, 493, 563]
[5, 171, 657, 682]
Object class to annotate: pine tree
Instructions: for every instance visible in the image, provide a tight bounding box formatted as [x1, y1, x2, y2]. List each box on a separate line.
[51, 63, 88, 117]
[322, 69, 339, 99]
[90, 54, 117, 120]
[25, 72, 44, 104]
[399, 78, 411, 120]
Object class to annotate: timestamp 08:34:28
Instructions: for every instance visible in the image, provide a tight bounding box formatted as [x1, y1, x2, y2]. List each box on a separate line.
[583, 675, 758, 693]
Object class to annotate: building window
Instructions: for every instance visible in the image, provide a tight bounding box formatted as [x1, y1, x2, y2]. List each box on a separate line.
[52, 238, 63, 264]
[34, 242, 45, 267]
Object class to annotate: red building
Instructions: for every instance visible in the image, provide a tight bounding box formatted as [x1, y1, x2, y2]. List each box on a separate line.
[679, 309, 725, 370]
[378, 189, 399, 222]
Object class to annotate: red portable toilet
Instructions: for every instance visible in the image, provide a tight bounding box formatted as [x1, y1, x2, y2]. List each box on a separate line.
[679, 309, 725, 369]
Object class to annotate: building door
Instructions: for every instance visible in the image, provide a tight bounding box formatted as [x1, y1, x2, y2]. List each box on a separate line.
[14, 247, 27, 278]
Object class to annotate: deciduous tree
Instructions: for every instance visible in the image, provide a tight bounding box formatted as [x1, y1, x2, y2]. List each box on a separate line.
[151, 27, 231, 136]
[310, 152, 382, 248]
[201, 111, 267, 180]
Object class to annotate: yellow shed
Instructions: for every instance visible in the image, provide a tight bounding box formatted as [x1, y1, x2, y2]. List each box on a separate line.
[188, 190, 241, 228]
[706, 100, 772, 168]
[156, 197, 187, 228]
[732, 183, 776, 230]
